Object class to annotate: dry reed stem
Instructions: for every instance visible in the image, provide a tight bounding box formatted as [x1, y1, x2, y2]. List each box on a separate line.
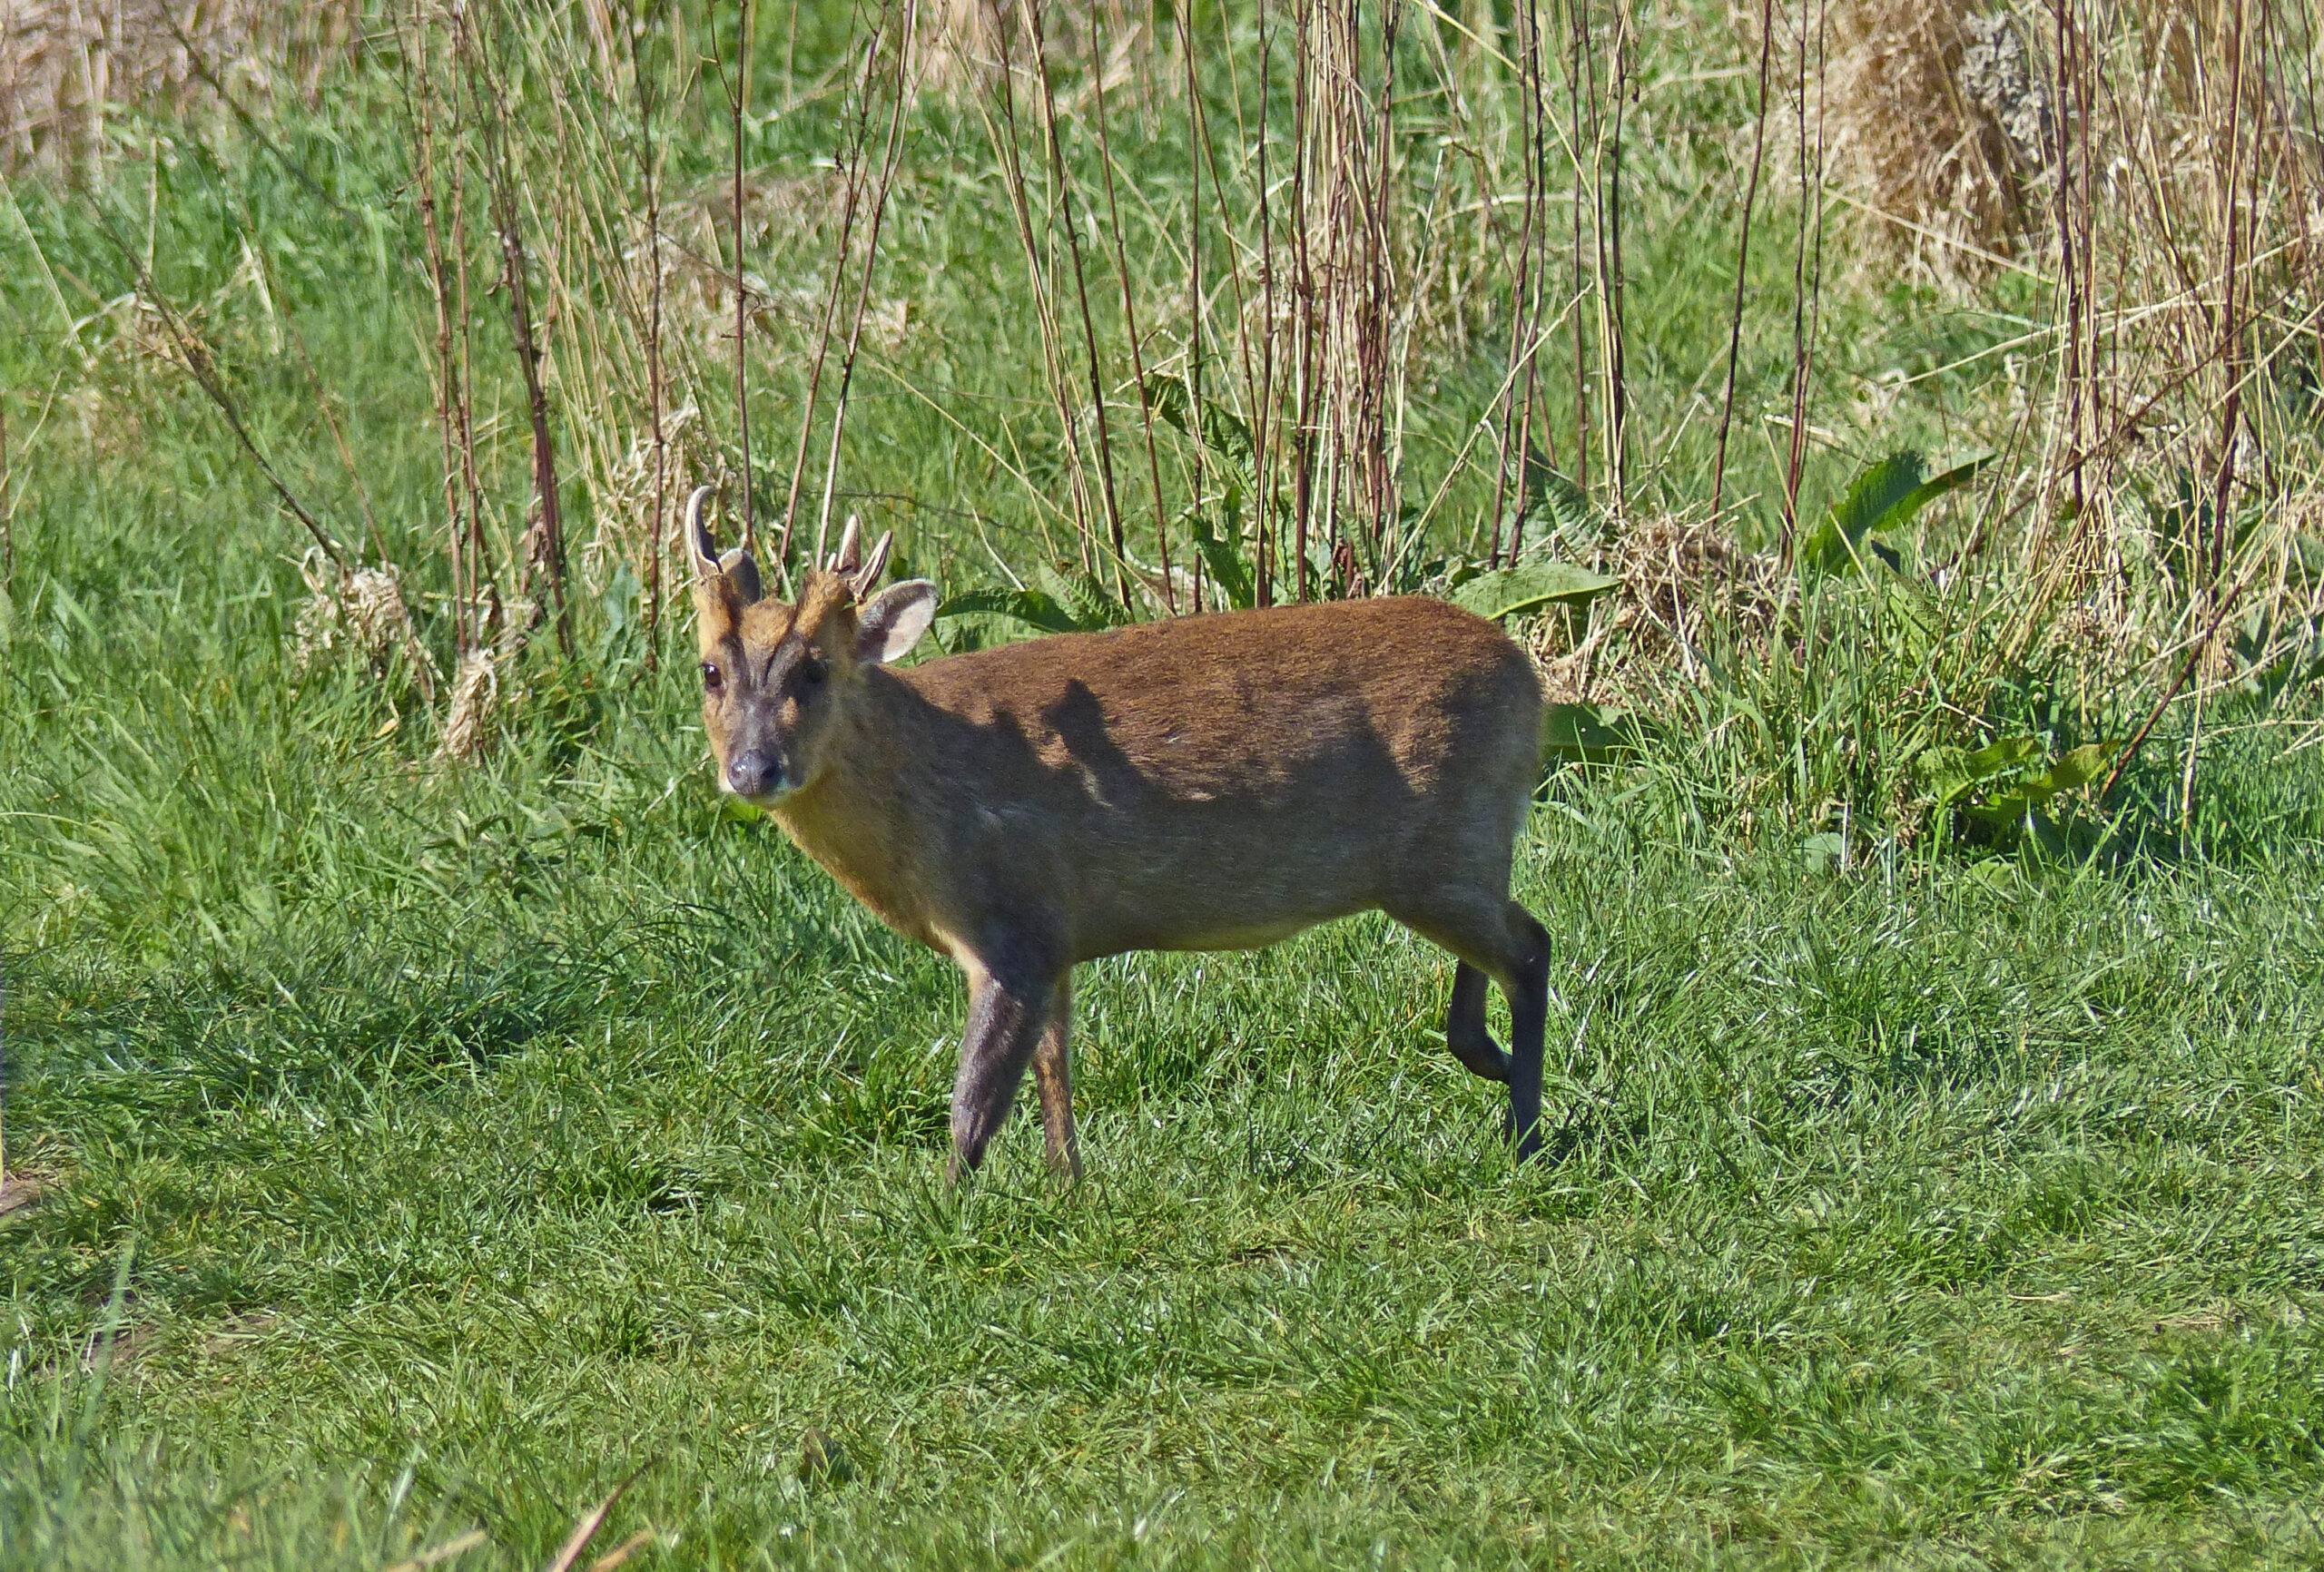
[458, 2, 571, 656]
[94, 211, 347, 572]
[726, 0, 753, 557]
[979, 0, 1098, 571]
[778, 18, 890, 587]
[1029, 0, 1132, 607]
[539, 1459, 655, 1572]
[584, 1528, 658, 1572]
[813, 0, 919, 567]
[1089, 30, 1177, 611]
[1713, 0, 1779, 522]
[381, 1528, 488, 1572]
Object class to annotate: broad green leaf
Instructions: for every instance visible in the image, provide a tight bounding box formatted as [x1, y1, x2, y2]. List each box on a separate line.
[1189, 507, 1254, 610]
[1800, 451, 1993, 575]
[2034, 741, 2118, 795]
[1921, 734, 2041, 810]
[1800, 452, 1925, 574]
[1965, 792, 2039, 825]
[1142, 372, 1193, 437]
[1962, 734, 2043, 777]
[1144, 374, 1256, 477]
[1449, 562, 1620, 622]
[2293, 534, 2324, 583]
[1968, 858, 2029, 895]
[1954, 740, 2117, 838]
[1800, 831, 1846, 875]
[1199, 400, 1256, 472]
[1516, 449, 1600, 556]
[934, 587, 1084, 634]
[1034, 563, 1131, 630]
[1541, 702, 1640, 761]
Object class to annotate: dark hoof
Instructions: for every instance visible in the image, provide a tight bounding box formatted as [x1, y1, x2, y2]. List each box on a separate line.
[1506, 1112, 1545, 1162]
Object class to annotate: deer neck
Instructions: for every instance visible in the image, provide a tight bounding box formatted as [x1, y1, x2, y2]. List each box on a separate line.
[769, 668, 931, 940]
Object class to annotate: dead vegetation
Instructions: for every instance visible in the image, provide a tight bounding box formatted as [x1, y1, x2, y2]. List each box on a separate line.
[0, 0, 358, 176]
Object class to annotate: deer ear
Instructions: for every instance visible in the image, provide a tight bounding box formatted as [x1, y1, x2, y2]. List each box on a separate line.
[854, 580, 938, 665]
[718, 546, 763, 605]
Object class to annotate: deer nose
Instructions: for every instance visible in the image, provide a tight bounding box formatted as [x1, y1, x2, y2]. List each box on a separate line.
[726, 749, 783, 798]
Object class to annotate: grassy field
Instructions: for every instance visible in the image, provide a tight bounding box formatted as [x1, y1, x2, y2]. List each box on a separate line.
[10, 634, 2324, 1568]
[9, 0, 2324, 1566]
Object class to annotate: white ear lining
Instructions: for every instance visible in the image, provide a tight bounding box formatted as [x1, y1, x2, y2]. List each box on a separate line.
[854, 580, 938, 665]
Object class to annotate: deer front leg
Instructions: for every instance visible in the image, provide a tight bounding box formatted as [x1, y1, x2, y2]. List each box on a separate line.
[946, 948, 1062, 1185]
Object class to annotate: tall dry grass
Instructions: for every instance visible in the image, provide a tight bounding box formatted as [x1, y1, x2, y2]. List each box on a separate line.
[21, 0, 2324, 847]
[0, 0, 359, 177]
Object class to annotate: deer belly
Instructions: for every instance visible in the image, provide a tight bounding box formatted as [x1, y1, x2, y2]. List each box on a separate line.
[1061, 811, 1389, 959]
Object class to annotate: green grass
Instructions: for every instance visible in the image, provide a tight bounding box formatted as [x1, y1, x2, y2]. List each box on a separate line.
[8, 4, 2324, 1565]
[10, 607, 2324, 1566]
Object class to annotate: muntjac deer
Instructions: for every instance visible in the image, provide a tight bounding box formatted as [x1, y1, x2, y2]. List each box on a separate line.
[685, 486, 1551, 1183]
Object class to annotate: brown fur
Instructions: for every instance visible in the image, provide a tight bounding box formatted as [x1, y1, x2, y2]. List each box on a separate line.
[693, 566, 1553, 1181]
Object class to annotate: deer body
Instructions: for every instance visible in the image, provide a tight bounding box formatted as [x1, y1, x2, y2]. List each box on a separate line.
[688, 493, 1552, 1182]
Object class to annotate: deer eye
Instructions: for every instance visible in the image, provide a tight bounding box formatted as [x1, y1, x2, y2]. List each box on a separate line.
[701, 662, 724, 694]
[796, 653, 826, 689]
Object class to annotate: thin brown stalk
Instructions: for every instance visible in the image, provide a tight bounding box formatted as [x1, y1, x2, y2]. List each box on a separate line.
[468, 11, 572, 655]
[1090, 30, 1175, 612]
[983, 0, 1098, 568]
[1603, 0, 1629, 507]
[1777, 0, 1824, 559]
[406, 15, 473, 653]
[1177, 0, 1206, 612]
[1569, 0, 1591, 496]
[779, 24, 888, 586]
[1712, 0, 1777, 524]
[1489, 7, 1541, 570]
[1364, 1, 1403, 575]
[731, 0, 754, 555]
[96, 214, 344, 574]
[452, 92, 493, 646]
[815, 0, 917, 559]
[634, 0, 667, 663]
[1507, 0, 1555, 565]
[2208, 0, 2251, 587]
[1028, 0, 1132, 606]
[1288, 0, 1319, 606]
[2101, 558, 2263, 803]
[2050, 0, 2087, 520]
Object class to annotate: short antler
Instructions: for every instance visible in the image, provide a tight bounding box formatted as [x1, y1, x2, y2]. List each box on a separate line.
[685, 486, 719, 578]
[827, 516, 862, 575]
[852, 531, 893, 596]
[821, 514, 893, 598]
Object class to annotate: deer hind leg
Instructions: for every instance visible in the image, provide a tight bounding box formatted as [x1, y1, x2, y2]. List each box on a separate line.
[1443, 962, 1513, 1083]
[948, 949, 1062, 1185]
[1031, 974, 1081, 1181]
[1391, 895, 1552, 1159]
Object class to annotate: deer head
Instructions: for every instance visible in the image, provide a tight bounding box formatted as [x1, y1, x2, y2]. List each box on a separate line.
[688, 488, 938, 803]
